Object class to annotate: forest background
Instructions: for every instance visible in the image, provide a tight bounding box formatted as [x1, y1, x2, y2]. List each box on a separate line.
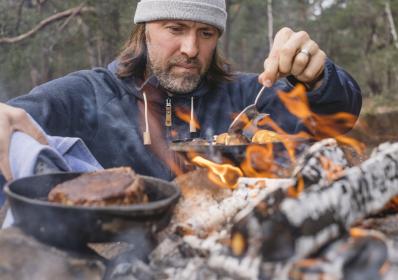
[0, 0, 397, 115]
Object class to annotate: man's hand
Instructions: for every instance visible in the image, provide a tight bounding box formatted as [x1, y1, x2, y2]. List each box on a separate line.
[0, 103, 47, 181]
[259, 27, 327, 89]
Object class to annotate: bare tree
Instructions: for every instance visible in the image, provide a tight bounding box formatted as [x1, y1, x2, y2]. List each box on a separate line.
[385, 0, 398, 49]
[222, 0, 241, 59]
[267, 0, 273, 50]
[0, 4, 95, 44]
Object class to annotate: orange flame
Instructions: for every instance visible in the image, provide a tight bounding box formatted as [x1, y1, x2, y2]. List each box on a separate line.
[240, 144, 277, 178]
[287, 175, 305, 197]
[191, 156, 243, 189]
[175, 106, 200, 130]
[319, 155, 345, 182]
[182, 84, 364, 193]
[276, 84, 364, 154]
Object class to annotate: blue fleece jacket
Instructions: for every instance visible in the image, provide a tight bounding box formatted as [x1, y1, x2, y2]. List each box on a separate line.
[8, 59, 362, 181]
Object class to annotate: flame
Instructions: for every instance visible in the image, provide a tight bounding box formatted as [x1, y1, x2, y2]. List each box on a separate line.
[349, 227, 370, 238]
[287, 175, 305, 197]
[319, 155, 345, 182]
[240, 144, 277, 178]
[276, 84, 364, 154]
[183, 84, 364, 193]
[175, 106, 200, 130]
[231, 231, 247, 256]
[191, 156, 243, 189]
[170, 129, 178, 138]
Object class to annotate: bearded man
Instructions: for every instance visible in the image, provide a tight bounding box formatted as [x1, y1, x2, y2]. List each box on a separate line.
[0, 0, 361, 182]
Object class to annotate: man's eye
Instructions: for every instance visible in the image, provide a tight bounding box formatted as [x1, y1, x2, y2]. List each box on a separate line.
[168, 26, 183, 33]
[202, 31, 215, 38]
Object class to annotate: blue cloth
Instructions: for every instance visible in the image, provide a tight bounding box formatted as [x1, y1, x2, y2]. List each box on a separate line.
[1, 119, 102, 227]
[7, 59, 362, 181]
[9, 132, 102, 179]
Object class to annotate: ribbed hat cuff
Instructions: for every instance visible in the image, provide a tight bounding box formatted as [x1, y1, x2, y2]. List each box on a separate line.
[134, 0, 227, 34]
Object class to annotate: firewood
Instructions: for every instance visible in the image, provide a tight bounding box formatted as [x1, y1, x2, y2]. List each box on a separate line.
[171, 169, 294, 237]
[233, 142, 398, 262]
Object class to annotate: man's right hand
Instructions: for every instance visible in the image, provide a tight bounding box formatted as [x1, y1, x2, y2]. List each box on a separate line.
[0, 103, 48, 181]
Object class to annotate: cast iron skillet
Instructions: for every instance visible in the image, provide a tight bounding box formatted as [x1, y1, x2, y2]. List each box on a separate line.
[4, 172, 180, 250]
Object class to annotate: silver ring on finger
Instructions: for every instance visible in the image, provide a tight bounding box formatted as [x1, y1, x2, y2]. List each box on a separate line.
[298, 48, 311, 59]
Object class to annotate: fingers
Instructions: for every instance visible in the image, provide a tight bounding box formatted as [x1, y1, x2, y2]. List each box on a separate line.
[295, 50, 326, 83]
[259, 27, 293, 86]
[279, 31, 310, 76]
[0, 120, 12, 181]
[10, 108, 48, 145]
[0, 103, 48, 181]
[290, 41, 318, 77]
[259, 27, 327, 87]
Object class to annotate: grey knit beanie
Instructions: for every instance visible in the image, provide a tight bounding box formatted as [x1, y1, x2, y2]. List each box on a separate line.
[134, 0, 227, 34]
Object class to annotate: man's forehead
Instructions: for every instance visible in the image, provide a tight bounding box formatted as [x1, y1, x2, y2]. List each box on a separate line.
[151, 20, 218, 30]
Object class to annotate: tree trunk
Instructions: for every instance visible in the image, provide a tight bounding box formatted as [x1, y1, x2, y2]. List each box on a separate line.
[267, 0, 273, 50]
[96, 1, 121, 65]
[223, 0, 232, 58]
[78, 17, 99, 67]
[385, 0, 398, 49]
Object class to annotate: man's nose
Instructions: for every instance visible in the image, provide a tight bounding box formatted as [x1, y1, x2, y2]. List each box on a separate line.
[180, 34, 199, 58]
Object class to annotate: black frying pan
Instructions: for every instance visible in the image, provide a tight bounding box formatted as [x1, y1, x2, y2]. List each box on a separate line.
[4, 172, 180, 250]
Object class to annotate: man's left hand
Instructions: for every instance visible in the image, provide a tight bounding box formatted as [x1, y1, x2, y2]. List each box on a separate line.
[258, 27, 327, 89]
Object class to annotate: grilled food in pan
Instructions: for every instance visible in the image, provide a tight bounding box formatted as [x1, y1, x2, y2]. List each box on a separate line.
[4, 172, 180, 250]
[48, 167, 149, 206]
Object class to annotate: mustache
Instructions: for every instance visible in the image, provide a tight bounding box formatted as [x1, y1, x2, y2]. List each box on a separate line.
[168, 56, 202, 67]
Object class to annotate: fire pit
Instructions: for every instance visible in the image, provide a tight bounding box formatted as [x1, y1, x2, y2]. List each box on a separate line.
[2, 139, 398, 279]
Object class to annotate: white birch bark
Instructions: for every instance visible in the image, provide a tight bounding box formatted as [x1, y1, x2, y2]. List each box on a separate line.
[385, 0, 398, 49]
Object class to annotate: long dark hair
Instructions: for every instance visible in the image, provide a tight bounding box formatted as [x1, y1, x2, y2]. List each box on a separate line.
[116, 24, 234, 86]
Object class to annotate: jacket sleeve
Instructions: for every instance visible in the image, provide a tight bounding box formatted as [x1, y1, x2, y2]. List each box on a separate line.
[288, 58, 362, 116]
[7, 72, 98, 142]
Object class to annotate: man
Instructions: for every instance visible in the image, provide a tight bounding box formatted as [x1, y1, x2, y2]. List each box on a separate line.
[0, 0, 361, 182]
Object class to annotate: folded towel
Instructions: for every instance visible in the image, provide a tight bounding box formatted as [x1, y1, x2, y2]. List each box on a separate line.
[1, 117, 102, 228]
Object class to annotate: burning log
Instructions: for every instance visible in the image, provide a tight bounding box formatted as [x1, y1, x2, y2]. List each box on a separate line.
[99, 141, 398, 280]
[168, 169, 232, 237]
[289, 228, 389, 280]
[232, 142, 398, 262]
[168, 169, 294, 238]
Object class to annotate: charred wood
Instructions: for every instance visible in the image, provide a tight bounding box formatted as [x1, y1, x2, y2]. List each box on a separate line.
[289, 229, 389, 280]
[233, 142, 398, 263]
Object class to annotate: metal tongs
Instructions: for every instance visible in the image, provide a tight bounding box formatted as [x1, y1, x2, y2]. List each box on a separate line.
[228, 85, 268, 134]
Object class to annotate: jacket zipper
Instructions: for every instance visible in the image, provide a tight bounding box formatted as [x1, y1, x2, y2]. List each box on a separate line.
[165, 97, 172, 127]
[165, 97, 173, 141]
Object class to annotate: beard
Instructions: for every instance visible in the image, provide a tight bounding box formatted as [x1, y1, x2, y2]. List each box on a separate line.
[146, 43, 209, 94]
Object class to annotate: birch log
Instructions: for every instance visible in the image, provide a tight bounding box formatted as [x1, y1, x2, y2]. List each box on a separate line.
[233, 142, 398, 262]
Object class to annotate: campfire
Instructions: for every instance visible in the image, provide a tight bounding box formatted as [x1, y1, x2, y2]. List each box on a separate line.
[1, 85, 398, 280]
